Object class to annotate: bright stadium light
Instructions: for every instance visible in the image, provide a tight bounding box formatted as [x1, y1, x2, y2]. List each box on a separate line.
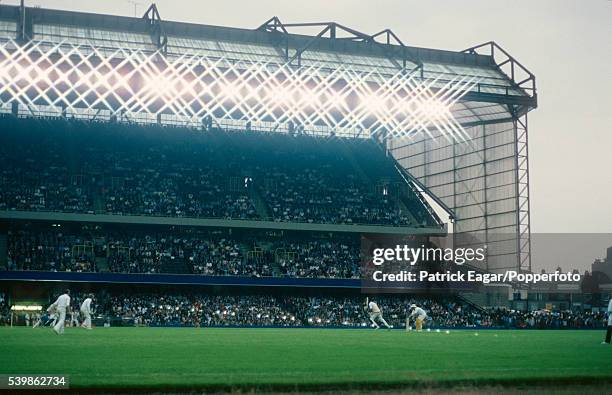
[325, 91, 345, 108]
[299, 89, 319, 107]
[270, 85, 294, 106]
[220, 81, 242, 102]
[361, 93, 387, 115]
[417, 99, 451, 121]
[0, 39, 479, 141]
[143, 72, 176, 97]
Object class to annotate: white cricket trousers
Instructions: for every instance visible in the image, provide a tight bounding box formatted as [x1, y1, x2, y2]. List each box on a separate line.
[82, 312, 92, 329]
[53, 308, 66, 334]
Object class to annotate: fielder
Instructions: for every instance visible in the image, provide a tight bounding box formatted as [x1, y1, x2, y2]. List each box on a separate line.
[70, 309, 80, 327]
[33, 312, 51, 328]
[366, 299, 392, 330]
[32, 313, 42, 328]
[52, 289, 70, 335]
[603, 297, 612, 344]
[46, 302, 58, 327]
[409, 304, 427, 332]
[80, 294, 94, 330]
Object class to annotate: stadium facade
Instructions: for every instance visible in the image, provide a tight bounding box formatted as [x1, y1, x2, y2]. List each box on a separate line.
[0, 3, 537, 309]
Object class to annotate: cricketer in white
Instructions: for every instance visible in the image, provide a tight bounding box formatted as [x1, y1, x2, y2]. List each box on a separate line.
[367, 301, 392, 330]
[80, 294, 94, 330]
[52, 290, 71, 335]
[409, 304, 428, 332]
[603, 298, 612, 344]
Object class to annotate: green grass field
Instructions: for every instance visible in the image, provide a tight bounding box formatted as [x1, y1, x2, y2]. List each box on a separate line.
[1, 327, 611, 392]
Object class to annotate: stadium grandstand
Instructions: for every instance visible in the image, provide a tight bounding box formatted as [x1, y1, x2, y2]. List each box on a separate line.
[0, 2, 543, 328]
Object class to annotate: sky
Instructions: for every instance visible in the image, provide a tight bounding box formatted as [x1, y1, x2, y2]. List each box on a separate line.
[1, 0, 611, 267]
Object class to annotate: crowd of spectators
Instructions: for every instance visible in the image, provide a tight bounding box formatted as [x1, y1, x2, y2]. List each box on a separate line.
[108, 294, 300, 327]
[480, 308, 607, 329]
[7, 229, 96, 272]
[94, 293, 609, 329]
[0, 116, 437, 227]
[6, 226, 360, 279]
[98, 149, 258, 220]
[276, 240, 360, 278]
[262, 169, 413, 226]
[0, 293, 9, 326]
[105, 233, 252, 276]
[0, 129, 93, 213]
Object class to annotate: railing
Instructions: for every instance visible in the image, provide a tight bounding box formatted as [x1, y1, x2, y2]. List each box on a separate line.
[463, 41, 537, 99]
[0, 270, 362, 288]
[0, 207, 445, 231]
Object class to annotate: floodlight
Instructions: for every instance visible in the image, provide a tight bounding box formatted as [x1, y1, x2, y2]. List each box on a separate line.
[299, 89, 319, 107]
[0, 39, 478, 141]
[270, 85, 294, 106]
[325, 91, 345, 108]
[417, 99, 451, 121]
[220, 81, 241, 101]
[361, 93, 387, 114]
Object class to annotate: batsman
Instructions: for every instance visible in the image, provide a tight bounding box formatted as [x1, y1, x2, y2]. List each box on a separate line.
[409, 303, 428, 332]
[365, 297, 393, 330]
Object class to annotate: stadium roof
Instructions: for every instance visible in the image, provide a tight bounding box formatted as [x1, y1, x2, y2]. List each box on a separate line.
[0, 4, 537, 137]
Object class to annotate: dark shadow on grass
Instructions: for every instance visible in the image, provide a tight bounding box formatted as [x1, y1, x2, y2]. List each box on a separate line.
[30, 376, 612, 394]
